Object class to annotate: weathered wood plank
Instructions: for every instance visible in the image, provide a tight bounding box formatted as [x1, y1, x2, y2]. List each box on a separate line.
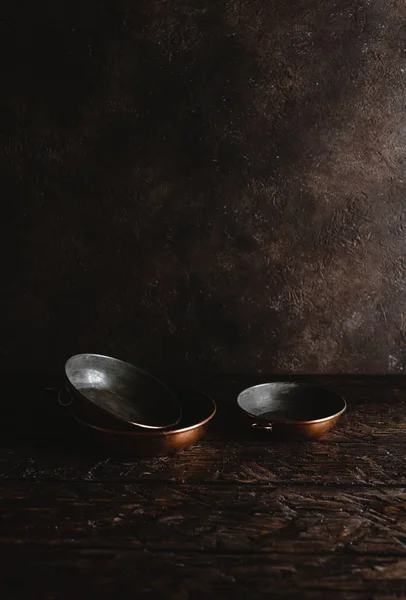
[0, 437, 403, 485]
[2, 546, 406, 600]
[2, 483, 406, 556]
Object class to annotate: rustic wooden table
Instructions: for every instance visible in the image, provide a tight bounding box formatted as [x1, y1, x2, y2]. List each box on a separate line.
[1, 375, 406, 599]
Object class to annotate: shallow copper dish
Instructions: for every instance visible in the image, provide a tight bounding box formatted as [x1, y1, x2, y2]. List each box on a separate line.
[62, 353, 181, 430]
[70, 389, 216, 457]
[237, 382, 346, 440]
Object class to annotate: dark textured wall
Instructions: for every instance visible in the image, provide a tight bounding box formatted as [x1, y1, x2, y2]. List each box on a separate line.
[3, 0, 406, 374]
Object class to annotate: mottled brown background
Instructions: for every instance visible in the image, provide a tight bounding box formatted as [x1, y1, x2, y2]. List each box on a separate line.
[3, 0, 406, 375]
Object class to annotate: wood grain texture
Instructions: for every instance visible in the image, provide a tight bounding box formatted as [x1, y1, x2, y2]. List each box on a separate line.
[2, 547, 406, 600]
[1, 440, 405, 485]
[2, 483, 406, 556]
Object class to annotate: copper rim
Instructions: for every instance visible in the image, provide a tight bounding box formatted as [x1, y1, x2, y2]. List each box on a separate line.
[72, 395, 217, 436]
[237, 382, 347, 424]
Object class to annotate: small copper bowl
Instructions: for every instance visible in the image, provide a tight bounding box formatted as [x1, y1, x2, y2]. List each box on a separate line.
[70, 390, 216, 457]
[237, 382, 346, 440]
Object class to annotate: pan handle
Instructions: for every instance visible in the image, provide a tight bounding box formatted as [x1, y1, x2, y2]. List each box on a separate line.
[58, 388, 73, 407]
[251, 422, 273, 432]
